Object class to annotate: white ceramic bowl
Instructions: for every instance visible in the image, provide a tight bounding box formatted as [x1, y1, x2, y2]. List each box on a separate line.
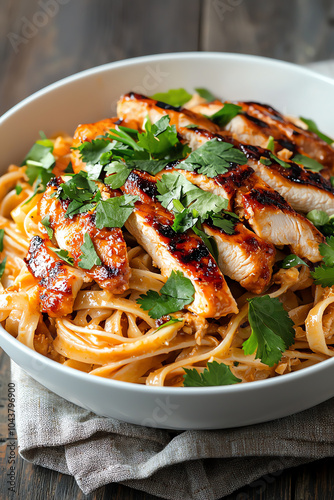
[1, 52, 334, 430]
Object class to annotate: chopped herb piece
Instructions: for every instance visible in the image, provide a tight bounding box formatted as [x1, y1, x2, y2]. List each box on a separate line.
[207, 103, 242, 128]
[104, 161, 133, 189]
[292, 153, 324, 173]
[137, 270, 195, 319]
[172, 207, 199, 233]
[178, 139, 247, 178]
[194, 88, 216, 102]
[319, 236, 334, 267]
[269, 153, 291, 169]
[331, 176, 334, 188]
[280, 254, 307, 269]
[75, 137, 114, 166]
[311, 265, 334, 287]
[150, 88, 192, 107]
[22, 137, 56, 196]
[155, 318, 183, 331]
[0, 229, 4, 252]
[260, 157, 272, 166]
[95, 194, 138, 229]
[183, 361, 241, 387]
[15, 185, 23, 195]
[0, 257, 7, 279]
[50, 247, 74, 266]
[157, 172, 228, 218]
[57, 171, 100, 218]
[185, 124, 198, 129]
[299, 117, 333, 145]
[210, 211, 239, 235]
[266, 135, 275, 152]
[41, 216, 54, 240]
[78, 233, 102, 270]
[242, 295, 295, 367]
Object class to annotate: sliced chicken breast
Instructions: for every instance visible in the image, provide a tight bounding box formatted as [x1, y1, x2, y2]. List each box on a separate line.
[25, 236, 85, 317]
[121, 169, 275, 294]
[119, 171, 237, 318]
[38, 178, 131, 293]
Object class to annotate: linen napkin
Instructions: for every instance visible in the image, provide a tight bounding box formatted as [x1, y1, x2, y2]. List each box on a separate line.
[11, 361, 334, 499]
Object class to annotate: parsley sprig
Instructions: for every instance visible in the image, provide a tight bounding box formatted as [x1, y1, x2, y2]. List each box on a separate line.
[206, 103, 242, 128]
[183, 361, 241, 387]
[242, 295, 295, 367]
[137, 270, 195, 319]
[22, 132, 56, 198]
[311, 236, 334, 287]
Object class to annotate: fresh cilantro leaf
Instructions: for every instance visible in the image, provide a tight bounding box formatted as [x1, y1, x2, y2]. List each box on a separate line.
[41, 216, 54, 239]
[50, 247, 74, 266]
[155, 318, 183, 331]
[210, 211, 238, 235]
[126, 159, 171, 176]
[95, 194, 138, 229]
[242, 295, 295, 367]
[280, 254, 307, 269]
[269, 153, 290, 169]
[104, 161, 133, 189]
[172, 207, 199, 233]
[207, 103, 242, 128]
[331, 176, 334, 188]
[0, 229, 4, 252]
[137, 270, 195, 319]
[151, 88, 192, 107]
[193, 222, 219, 263]
[57, 171, 100, 218]
[137, 116, 179, 158]
[311, 265, 334, 287]
[157, 172, 227, 218]
[319, 236, 334, 266]
[292, 153, 324, 172]
[183, 361, 241, 387]
[260, 157, 272, 166]
[307, 209, 329, 227]
[179, 139, 247, 178]
[185, 124, 198, 129]
[306, 210, 334, 236]
[194, 88, 216, 102]
[266, 135, 275, 152]
[22, 138, 56, 197]
[76, 137, 114, 166]
[299, 117, 333, 145]
[78, 233, 102, 270]
[0, 257, 7, 279]
[15, 184, 23, 195]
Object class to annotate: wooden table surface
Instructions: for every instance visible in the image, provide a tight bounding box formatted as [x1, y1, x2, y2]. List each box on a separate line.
[1, 1, 334, 498]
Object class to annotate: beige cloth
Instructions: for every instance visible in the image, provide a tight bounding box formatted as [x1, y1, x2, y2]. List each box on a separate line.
[12, 362, 334, 499]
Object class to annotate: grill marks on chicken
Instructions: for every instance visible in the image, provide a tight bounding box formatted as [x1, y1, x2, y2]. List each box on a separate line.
[121, 171, 238, 317]
[122, 170, 274, 295]
[117, 93, 325, 263]
[190, 100, 334, 172]
[38, 178, 131, 294]
[25, 236, 85, 317]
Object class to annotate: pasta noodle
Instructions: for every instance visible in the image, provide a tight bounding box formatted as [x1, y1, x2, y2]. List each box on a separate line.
[1, 126, 334, 388]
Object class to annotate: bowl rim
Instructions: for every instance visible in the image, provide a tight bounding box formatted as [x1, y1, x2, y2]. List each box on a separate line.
[1, 51, 334, 395]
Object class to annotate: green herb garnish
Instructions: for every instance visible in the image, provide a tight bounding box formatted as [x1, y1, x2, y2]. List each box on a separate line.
[78, 233, 102, 270]
[242, 295, 295, 367]
[183, 361, 241, 387]
[207, 103, 242, 128]
[280, 254, 307, 269]
[292, 154, 324, 173]
[150, 88, 192, 107]
[299, 117, 333, 145]
[137, 270, 195, 319]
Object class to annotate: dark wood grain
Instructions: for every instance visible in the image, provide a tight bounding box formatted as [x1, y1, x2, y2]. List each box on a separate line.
[2, 0, 334, 498]
[201, 0, 334, 64]
[0, 0, 201, 115]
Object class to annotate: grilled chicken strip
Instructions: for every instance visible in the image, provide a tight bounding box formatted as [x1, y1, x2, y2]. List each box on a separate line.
[118, 93, 334, 215]
[25, 236, 85, 317]
[120, 171, 238, 318]
[190, 100, 334, 172]
[38, 178, 131, 293]
[117, 94, 325, 262]
[122, 169, 275, 294]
